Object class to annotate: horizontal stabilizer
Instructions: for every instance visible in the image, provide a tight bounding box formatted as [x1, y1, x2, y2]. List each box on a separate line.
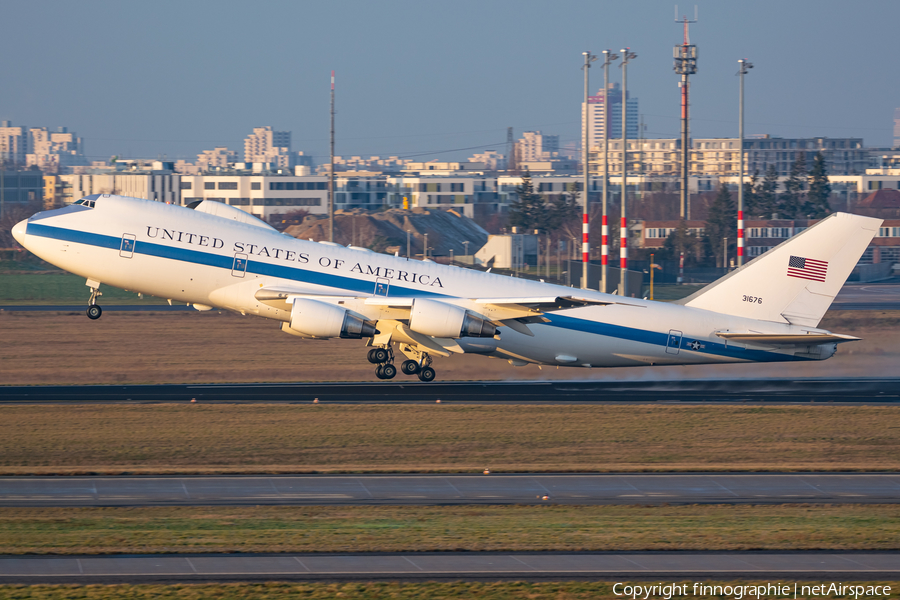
[715, 331, 860, 345]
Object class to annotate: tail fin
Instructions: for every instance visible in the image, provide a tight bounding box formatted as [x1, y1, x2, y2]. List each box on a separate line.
[677, 212, 881, 327]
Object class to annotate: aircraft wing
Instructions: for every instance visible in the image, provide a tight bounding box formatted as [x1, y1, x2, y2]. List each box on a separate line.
[258, 287, 617, 314]
[364, 295, 619, 313]
[255, 288, 622, 338]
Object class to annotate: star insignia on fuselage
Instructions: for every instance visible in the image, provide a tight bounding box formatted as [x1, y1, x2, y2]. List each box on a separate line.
[689, 340, 703, 351]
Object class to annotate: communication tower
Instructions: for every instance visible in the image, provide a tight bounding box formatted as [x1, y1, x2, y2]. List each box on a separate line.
[674, 7, 698, 219]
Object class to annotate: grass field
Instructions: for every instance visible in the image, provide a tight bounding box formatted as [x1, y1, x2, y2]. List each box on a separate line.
[3, 581, 895, 600]
[0, 404, 897, 474]
[1, 309, 897, 385]
[0, 273, 167, 305]
[1, 504, 898, 554]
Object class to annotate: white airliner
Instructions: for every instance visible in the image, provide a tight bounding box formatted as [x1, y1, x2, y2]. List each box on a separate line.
[12, 194, 880, 382]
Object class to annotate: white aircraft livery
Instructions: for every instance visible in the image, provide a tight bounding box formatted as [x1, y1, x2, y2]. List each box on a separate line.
[11, 194, 881, 382]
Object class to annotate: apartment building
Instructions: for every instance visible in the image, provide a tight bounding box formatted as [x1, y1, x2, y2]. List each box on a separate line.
[244, 126, 295, 168]
[589, 136, 867, 179]
[639, 217, 900, 266]
[180, 174, 328, 220]
[516, 131, 559, 162]
[0, 170, 43, 215]
[0, 121, 29, 166]
[60, 172, 180, 206]
[26, 127, 88, 173]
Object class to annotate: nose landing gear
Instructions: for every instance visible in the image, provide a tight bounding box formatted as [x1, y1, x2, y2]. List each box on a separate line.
[86, 285, 103, 320]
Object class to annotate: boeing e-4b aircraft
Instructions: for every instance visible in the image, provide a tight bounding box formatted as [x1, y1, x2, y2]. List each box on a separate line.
[12, 194, 880, 382]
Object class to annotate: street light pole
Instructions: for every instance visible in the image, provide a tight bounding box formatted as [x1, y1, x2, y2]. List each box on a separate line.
[581, 51, 597, 290]
[600, 49, 618, 294]
[737, 58, 753, 267]
[619, 48, 636, 297]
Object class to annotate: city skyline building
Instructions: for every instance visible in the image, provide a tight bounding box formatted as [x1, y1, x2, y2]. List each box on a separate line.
[516, 131, 559, 163]
[0, 121, 29, 166]
[582, 83, 639, 146]
[27, 126, 88, 174]
[588, 135, 868, 179]
[243, 126, 293, 168]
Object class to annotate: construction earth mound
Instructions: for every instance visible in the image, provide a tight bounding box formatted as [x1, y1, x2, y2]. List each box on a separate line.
[284, 208, 488, 256]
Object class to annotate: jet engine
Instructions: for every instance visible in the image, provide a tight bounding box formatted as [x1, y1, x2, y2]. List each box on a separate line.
[289, 298, 377, 339]
[407, 298, 496, 339]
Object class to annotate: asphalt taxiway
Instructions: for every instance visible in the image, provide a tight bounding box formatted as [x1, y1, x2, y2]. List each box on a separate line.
[2, 377, 900, 404]
[1, 551, 897, 583]
[1, 473, 897, 507]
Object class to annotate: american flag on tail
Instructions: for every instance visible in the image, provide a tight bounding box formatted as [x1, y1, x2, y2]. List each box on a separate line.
[787, 255, 828, 282]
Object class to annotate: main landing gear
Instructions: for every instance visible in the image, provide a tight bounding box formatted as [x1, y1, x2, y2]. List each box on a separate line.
[368, 346, 397, 380]
[367, 346, 437, 382]
[86, 286, 103, 320]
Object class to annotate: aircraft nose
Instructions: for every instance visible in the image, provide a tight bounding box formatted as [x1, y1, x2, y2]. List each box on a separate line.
[11, 219, 28, 246]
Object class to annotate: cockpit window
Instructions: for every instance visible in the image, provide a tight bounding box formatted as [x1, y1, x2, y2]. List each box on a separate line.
[73, 194, 101, 208]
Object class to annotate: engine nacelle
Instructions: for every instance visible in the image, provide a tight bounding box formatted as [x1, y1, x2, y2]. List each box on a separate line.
[289, 298, 377, 339]
[407, 298, 496, 339]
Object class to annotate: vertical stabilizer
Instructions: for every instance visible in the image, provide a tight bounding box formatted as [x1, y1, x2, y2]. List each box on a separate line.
[677, 213, 881, 326]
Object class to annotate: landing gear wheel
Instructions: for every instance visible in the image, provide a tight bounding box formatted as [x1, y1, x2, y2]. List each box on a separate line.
[380, 364, 397, 379]
[367, 348, 380, 364]
[375, 365, 385, 379]
[401, 360, 420, 375]
[371, 348, 389, 363]
[417, 366, 436, 382]
[86, 305, 102, 320]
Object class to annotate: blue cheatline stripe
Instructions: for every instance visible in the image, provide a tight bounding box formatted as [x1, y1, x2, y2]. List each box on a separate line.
[544, 314, 807, 363]
[27, 222, 803, 362]
[25, 223, 445, 299]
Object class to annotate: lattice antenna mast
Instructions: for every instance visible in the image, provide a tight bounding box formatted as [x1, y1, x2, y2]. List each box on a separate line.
[674, 6, 698, 220]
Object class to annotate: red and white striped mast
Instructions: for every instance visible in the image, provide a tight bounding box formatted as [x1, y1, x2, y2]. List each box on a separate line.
[600, 50, 618, 294]
[581, 52, 596, 289]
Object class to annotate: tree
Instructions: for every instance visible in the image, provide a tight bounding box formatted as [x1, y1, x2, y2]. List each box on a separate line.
[544, 182, 581, 233]
[662, 219, 706, 266]
[754, 165, 780, 219]
[508, 170, 546, 231]
[741, 170, 759, 218]
[804, 151, 832, 218]
[779, 152, 807, 218]
[704, 183, 736, 267]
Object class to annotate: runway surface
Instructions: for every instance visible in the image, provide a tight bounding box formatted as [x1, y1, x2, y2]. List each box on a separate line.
[833, 282, 900, 310]
[2, 473, 898, 507]
[3, 378, 900, 404]
[1, 551, 897, 582]
[0, 304, 191, 312]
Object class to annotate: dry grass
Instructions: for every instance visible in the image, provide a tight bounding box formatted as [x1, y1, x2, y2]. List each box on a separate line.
[0, 405, 898, 474]
[1, 310, 899, 385]
[1, 504, 897, 555]
[8, 581, 899, 600]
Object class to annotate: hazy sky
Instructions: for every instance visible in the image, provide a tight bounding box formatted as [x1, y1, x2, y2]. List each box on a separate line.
[3, 0, 898, 164]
